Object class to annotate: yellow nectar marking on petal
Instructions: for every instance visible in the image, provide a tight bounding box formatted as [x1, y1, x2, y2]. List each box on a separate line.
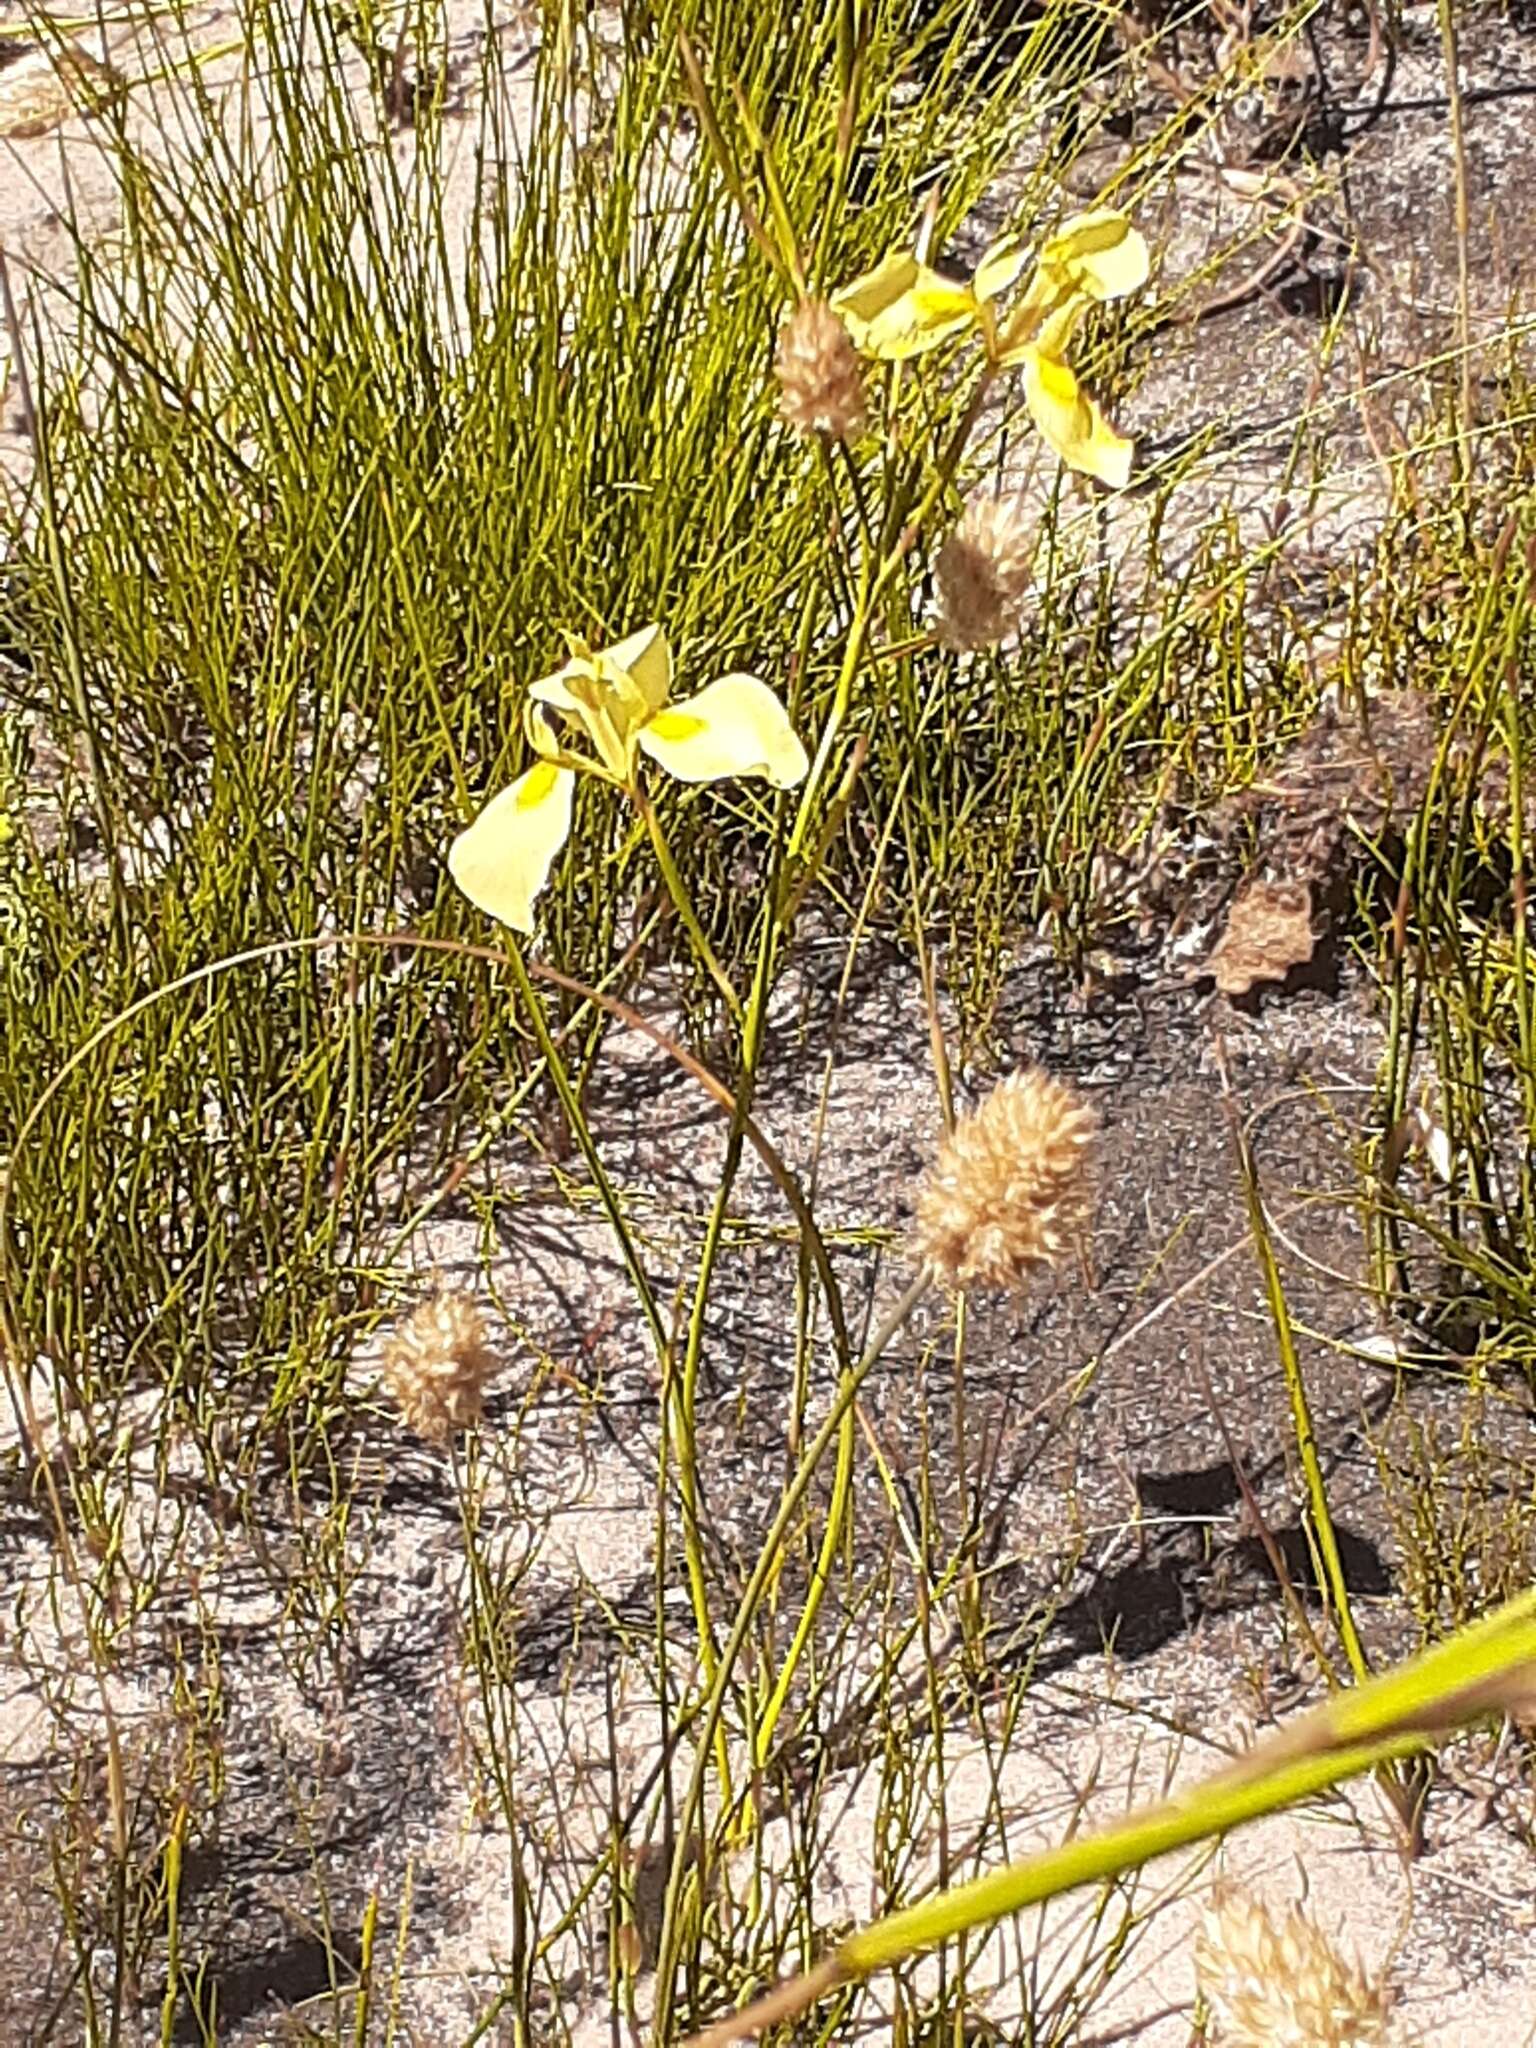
[517, 760, 563, 808]
[645, 710, 708, 742]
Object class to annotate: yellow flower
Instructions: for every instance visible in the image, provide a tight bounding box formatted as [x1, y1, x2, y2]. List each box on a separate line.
[448, 624, 808, 935]
[1019, 207, 1150, 311]
[995, 214, 1149, 489]
[830, 236, 1028, 361]
[832, 209, 1148, 488]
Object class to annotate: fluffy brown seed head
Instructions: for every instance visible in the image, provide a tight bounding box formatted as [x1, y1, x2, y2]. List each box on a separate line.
[913, 1069, 1096, 1294]
[381, 1290, 501, 1444]
[774, 298, 867, 443]
[934, 495, 1036, 650]
[1194, 1889, 1395, 2048]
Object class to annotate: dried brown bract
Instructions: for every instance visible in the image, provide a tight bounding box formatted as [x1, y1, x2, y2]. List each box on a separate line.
[774, 298, 867, 443]
[1195, 1887, 1395, 2047]
[381, 1290, 501, 1444]
[1203, 875, 1314, 995]
[1215, 691, 1440, 879]
[934, 495, 1036, 651]
[913, 1068, 1096, 1294]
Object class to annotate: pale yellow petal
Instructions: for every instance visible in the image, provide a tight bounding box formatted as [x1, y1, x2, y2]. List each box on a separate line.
[832, 250, 977, 360]
[530, 621, 671, 715]
[447, 761, 575, 934]
[637, 675, 808, 788]
[1022, 349, 1134, 490]
[1039, 209, 1149, 301]
[995, 288, 1088, 368]
[1034, 294, 1091, 359]
[596, 622, 672, 713]
[831, 250, 919, 329]
[528, 667, 582, 713]
[971, 234, 1029, 303]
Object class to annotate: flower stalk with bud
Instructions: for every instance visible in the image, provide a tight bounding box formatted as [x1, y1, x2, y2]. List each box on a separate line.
[447, 623, 809, 1745]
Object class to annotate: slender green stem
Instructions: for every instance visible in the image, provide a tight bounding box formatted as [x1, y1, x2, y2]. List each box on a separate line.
[787, 365, 996, 874]
[633, 783, 744, 1021]
[1229, 1096, 1365, 1685]
[499, 939, 725, 1714]
[651, 1266, 934, 2046]
[750, 1380, 857, 1772]
[158, 1811, 185, 2047]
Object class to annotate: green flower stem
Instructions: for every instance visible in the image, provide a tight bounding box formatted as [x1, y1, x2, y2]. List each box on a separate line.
[787, 366, 997, 874]
[718, 782, 859, 1795]
[157, 1810, 186, 2048]
[633, 782, 744, 1022]
[835, 1742, 1423, 1985]
[1226, 1069, 1435, 1834]
[651, 1266, 935, 2048]
[731, 358, 1001, 1808]
[499, 939, 725, 1729]
[627, 775, 751, 1804]
[750, 1374, 856, 1775]
[788, 548, 876, 866]
[529, 940, 867, 1809]
[1229, 1103, 1368, 1686]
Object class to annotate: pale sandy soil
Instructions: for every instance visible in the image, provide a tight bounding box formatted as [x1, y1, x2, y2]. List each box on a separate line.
[6, 948, 1536, 2040]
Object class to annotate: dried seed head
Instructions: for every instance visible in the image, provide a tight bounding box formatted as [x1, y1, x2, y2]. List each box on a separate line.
[934, 495, 1036, 650]
[774, 298, 867, 443]
[913, 1069, 1096, 1294]
[1195, 1889, 1395, 2048]
[381, 1290, 501, 1444]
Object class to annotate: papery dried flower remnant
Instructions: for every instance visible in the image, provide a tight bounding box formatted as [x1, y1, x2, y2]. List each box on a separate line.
[934, 495, 1036, 650]
[1195, 1888, 1395, 2048]
[381, 1290, 501, 1443]
[1202, 876, 1315, 996]
[774, 298, 867, 443]
[913, 1068, 1096, 1293]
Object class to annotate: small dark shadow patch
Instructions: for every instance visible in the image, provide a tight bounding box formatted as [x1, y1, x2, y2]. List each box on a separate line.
[172, 1930, 357, 2041]
[1239, 1518, 1392, 1600]
[1135, 1457, 1244, 1521]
